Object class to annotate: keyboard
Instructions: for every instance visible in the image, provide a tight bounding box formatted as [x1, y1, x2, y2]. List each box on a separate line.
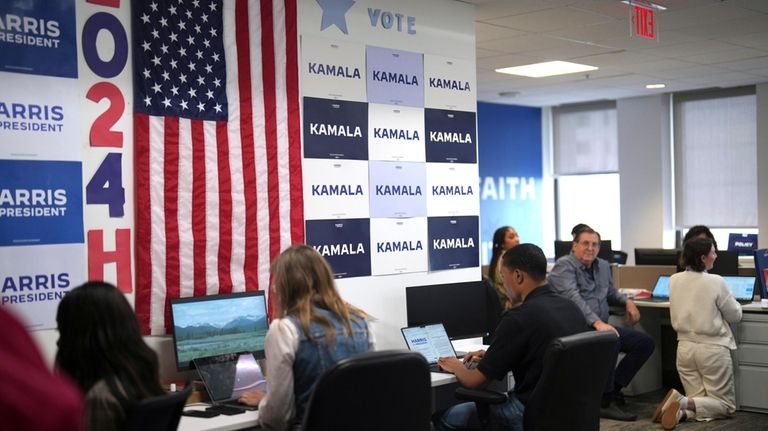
[206, 404, 247, 415]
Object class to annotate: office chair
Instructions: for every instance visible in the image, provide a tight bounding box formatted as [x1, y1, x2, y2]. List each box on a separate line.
[453, 330, 618, 431]
[124, 383, 192, 431]
[300, 350, 432, 431]
[612, 250, 628, 265]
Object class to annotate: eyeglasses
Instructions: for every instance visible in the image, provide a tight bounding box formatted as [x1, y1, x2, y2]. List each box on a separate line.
[578, 240, 600, 249]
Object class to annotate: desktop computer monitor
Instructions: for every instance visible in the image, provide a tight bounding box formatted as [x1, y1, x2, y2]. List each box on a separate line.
[406, 281, 489, 340]
[555, 239, 614, 262]
[170, 291, 269, 371]
[710, 250, 739, 276]
[634, 248, 680, 266]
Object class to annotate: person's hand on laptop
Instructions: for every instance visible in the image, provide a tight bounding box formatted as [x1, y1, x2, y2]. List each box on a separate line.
[238, 390, 266, 407]
[462, 349, 485, 364]
[437, 356, 464, 374]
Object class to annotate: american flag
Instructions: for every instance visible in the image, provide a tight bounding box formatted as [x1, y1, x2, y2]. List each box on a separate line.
[133, 0, 303, 335]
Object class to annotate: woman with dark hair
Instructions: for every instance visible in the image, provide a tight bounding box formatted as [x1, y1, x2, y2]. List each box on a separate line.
[653, 237, 741, 429]
[487, 226, 521, 312]
[682, 225, 718, 250]
[56, 281, 164, 431]
[238, 244, 373, 430]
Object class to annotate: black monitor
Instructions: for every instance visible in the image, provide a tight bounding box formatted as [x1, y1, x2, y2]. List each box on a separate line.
[710, 250, 739, 276]
[673, 249, 739, 275]
[406, 281, 489, 340]
[170, 291, 269, 371]
[634, 248, 680, 266]
[554, 239, 614, 262]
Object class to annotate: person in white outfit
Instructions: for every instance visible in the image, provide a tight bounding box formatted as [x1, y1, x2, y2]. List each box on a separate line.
[652, 236, 742, 429]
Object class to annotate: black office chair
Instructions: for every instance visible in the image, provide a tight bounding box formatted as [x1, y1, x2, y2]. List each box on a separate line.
[300, 350, 432, 431]
[125, 383, 193, 431]
[453, 331, 618, 431]
[612, 250, 628, 265]
[524, 331, 617, 431]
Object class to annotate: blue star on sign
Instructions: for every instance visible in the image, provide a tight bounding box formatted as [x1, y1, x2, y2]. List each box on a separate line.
[316, 0, 355, 34]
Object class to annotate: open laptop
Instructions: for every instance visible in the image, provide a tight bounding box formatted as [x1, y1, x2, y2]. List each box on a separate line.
[722, 275, 756, 304]
[193, 352, 266, 411]
[634, 275, 672, 303]
[401, 323, 460, 373]
[637, 274, 756, 305]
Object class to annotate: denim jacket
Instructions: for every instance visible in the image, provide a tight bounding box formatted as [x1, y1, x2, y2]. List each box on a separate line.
[288, 307, 369, 419]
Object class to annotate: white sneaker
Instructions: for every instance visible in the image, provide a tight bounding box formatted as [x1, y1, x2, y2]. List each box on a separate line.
[652, 389, 683, 423]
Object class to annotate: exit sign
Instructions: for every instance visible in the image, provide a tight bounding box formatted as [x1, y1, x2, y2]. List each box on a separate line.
[632, 5, 656, 40]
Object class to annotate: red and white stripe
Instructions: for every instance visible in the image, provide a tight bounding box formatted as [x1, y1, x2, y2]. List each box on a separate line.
[135, 0, 302, 335]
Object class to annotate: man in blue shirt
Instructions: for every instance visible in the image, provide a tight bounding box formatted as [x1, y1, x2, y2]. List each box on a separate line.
[549, 227, 654, 421]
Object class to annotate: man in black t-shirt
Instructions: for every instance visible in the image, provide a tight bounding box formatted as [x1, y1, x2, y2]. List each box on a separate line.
[434, 244, 592, 431]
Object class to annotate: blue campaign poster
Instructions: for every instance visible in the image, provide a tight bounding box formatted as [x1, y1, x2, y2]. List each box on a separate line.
[368, 161, 427, 218]
[305, 218, 371, 278]
[0, 159, 84, 246]
[0, 0, 78, 78]
[303, 97, 368, 160]
[477, 102, 542, 263]
[424, 108, 477, 163]
[427, 215, 479, 271]
[755, 249, 768, 299]
[366, 45, 424, 107]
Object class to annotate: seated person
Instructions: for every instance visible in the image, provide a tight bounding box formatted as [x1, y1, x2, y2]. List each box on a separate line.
[487, 226, 522, 310]
[434, 244, 590, 431]
[484, 226, 522, 341]
[653, 237, 742, 429]
[55, 281, 165, 431]
[1, 307, 83, 431]
[238, 244, 374, 430]
[549, 227, 654, 421]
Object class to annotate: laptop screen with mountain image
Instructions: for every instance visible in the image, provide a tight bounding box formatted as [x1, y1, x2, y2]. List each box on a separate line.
[170, 291, 269, 371]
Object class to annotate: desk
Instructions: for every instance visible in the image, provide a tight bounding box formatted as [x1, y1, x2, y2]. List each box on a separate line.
[179, 404, 259, 431]
[178, 372, 460, 430]
[631, 300, 768, 413]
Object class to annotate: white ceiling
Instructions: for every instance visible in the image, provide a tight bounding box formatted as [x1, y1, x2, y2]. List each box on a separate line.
[462, 0, 768, 107]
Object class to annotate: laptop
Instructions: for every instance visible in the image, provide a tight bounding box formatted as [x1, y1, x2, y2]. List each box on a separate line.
[637, 275, 756, 305]
[722, 275, 756, 304]
[401, 323, 459, 373]
[193, 352, 266, 411]
[634, 275, 672, 302]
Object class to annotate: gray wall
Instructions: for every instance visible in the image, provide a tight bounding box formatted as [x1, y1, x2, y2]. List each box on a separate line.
[617, 95, 673, 264]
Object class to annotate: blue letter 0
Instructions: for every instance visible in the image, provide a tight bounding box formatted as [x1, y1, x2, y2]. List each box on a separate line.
[82, 12, 128, 78]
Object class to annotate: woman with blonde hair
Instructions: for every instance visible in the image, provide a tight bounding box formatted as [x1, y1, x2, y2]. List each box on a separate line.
[239, 244, 372, 430]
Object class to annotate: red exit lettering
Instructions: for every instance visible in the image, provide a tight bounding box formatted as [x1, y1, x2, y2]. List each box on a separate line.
[633, 5, 655, 40]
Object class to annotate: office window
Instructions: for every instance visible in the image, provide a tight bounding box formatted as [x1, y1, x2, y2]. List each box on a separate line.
[556, 173, 622, 250]
[553, 101, 617, 175]
[674, 88, 757, 228]
[553, 102, 620, 247]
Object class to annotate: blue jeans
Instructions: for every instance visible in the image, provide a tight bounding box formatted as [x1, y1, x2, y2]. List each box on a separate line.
[435, 393, 524, 431]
